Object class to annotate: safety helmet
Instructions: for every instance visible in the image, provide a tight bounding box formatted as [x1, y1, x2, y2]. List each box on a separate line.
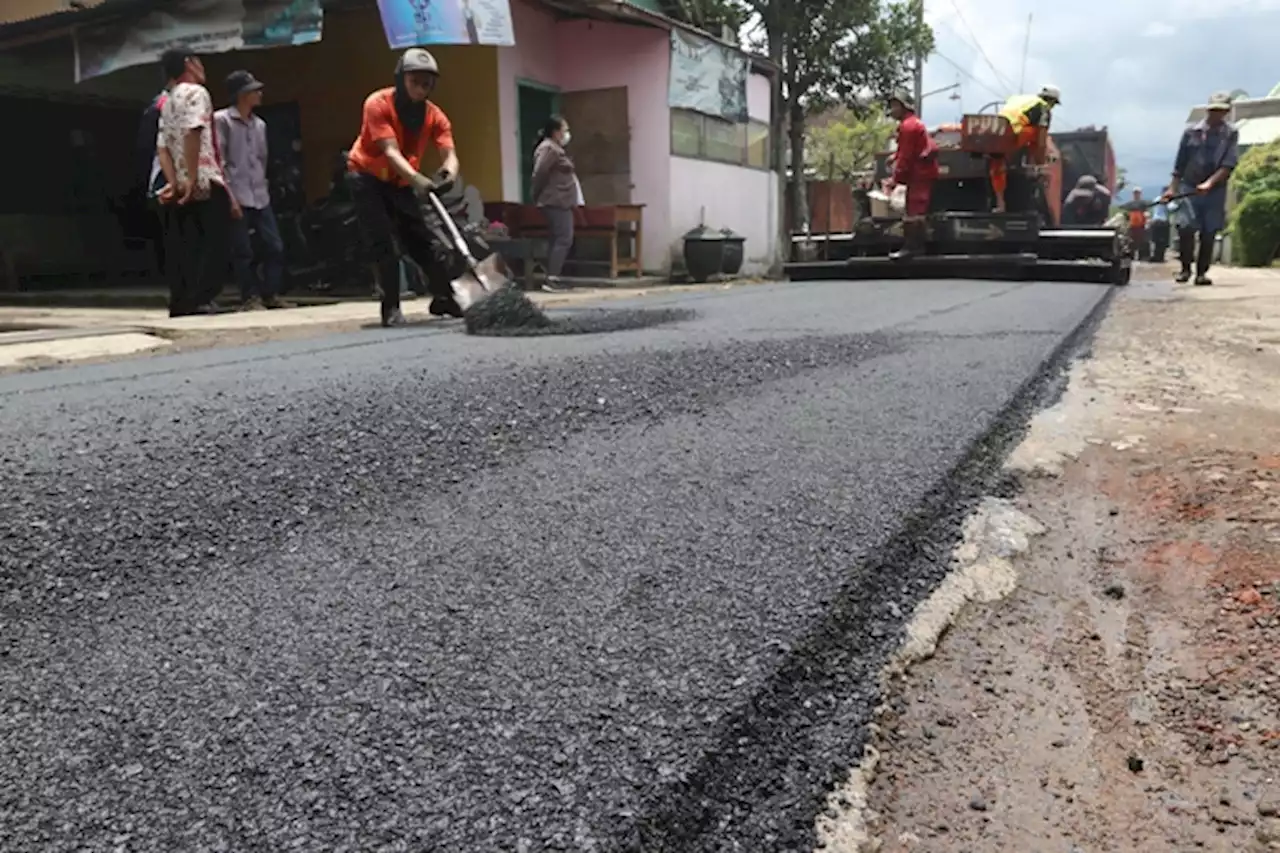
[1077, 175, 1097, 189]
[1038, 83, 1061, 104]
[396, 48, 439, 76]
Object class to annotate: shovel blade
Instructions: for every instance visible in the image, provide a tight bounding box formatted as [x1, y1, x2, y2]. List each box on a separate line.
[451, 253, 514, 311]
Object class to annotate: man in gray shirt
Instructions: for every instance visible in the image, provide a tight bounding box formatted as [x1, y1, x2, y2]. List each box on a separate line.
[1161, 91, 1239, 286]
[215, 70, 292, 309]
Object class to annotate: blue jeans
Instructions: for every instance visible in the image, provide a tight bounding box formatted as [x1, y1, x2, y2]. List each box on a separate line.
[230, 205, 284, 302]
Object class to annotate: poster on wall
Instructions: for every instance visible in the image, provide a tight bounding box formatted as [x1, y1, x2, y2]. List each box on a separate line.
[375, 0, 515, 48]
[668, 29, 748, 123]
[74, 0, 324, 83]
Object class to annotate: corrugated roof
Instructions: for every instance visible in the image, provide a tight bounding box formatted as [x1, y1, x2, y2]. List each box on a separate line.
[0, 0, 103, 28]
[0, 0, 151, 44]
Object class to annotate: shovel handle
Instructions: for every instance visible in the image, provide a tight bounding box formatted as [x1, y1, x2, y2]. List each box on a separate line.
[424, 189, 475, 263]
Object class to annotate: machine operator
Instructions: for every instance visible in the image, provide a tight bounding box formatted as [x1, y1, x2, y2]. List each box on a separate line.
[989, 84, 1061, 213]
[1061, 174, 1111, 226]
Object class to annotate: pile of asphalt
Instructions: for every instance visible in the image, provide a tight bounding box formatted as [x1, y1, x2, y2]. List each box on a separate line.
[0, 281, 1113, 852]
[463, 286, 694, 336]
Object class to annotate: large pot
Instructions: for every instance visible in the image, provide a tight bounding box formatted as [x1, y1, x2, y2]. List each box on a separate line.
[682, 226, 726, 283]
[719, 228, 745, 275]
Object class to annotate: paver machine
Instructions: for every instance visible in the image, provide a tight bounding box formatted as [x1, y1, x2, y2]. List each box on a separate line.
[786, 113, 1132, 284]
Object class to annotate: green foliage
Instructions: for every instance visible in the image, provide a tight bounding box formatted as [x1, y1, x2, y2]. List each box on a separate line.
[657, 0, 748, 37]
[1233, 190, 1280, 267]
[753, 0, 932, 108]
[805, 109, 895, 179]
[1230, 139, 1280, 201]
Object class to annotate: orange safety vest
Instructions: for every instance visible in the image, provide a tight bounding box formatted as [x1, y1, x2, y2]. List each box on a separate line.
[1128, 208, 1146, 229]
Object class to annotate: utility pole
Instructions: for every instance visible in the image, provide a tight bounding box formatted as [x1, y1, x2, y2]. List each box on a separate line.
[913, 0, 925, 117]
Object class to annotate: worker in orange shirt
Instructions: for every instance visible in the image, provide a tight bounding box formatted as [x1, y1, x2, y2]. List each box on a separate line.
[347, 48, 462, 326]
[1124, 187, 1150, 260]
[883, 90, 939, 260]
[989, 84, 1060, 213]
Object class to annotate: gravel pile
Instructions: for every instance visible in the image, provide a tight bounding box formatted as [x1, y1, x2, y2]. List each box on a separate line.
[464, 286, 694, 336]
[0, 280, 1112, 852]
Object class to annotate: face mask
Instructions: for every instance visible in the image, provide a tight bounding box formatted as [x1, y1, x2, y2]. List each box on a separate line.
[561, 131, 571, 146]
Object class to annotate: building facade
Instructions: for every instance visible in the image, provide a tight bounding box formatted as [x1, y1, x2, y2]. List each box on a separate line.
[0, 0, 779, 286]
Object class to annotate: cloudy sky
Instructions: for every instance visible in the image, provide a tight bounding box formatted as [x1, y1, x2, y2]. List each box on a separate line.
[920, 0, 1280, 193]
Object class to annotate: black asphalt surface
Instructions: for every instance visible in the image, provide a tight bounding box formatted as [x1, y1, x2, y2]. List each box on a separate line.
[0, 279, 1109, 852]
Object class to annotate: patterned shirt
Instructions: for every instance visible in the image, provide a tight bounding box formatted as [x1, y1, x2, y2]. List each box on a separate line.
[156, 82, 224, 199]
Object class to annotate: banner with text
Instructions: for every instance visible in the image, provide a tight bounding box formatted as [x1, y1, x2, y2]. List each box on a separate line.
[74, 0, 323, 83]
[375, 0, 514, 48]
[667, 29, 748, 123]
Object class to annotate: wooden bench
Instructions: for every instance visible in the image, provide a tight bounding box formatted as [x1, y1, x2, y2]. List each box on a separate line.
[484, 203, 644, 279]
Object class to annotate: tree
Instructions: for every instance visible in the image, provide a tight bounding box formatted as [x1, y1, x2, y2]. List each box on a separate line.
[658, 0, 748, 37]
[1230, 138, 1280, 201]
[804, 109, 895, 180]
[746, 0, 932, 227]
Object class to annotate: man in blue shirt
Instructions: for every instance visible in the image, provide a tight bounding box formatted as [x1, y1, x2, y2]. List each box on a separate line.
[1149, 200, 1170, 262]
[1161, 91, 1239, 285]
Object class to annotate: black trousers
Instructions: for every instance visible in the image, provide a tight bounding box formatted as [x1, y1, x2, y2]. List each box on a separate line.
[346, 172, 452, 316]
[164, 184, 231, 317]
[1178, 228, 1217, 277]
[1151, 221, 1170, 262]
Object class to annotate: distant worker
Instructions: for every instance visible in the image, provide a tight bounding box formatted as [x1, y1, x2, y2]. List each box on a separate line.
[1061, 174, 1111, 226]
[989, 84, 1061, 213]
[1149, 200, 1171, 262]
[883, 90, 939, 260]
[1121, 187, 1150, 260]
[1160, 91, 1239, 286]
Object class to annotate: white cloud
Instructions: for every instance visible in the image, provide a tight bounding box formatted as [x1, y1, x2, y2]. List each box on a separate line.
[1141, 21, 1177, 38]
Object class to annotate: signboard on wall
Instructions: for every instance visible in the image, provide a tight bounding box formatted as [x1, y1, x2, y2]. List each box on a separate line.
[74, 0, 324, 83]
[375, 0, 514, 48]
[667, 29, 748, 123]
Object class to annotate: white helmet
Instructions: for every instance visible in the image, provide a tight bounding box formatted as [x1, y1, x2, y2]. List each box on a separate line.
[1038, 83, 1061, 104]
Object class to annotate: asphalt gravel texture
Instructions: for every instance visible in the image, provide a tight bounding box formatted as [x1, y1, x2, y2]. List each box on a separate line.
[0, 279, 1110, 852]
[464, 286, 694, 336]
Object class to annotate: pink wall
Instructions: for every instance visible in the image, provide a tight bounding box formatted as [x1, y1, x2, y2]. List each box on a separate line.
[496, 0, 671, 271]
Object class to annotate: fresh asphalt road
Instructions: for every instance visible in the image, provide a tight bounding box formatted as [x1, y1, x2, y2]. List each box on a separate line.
[0, 279, 1109, 852]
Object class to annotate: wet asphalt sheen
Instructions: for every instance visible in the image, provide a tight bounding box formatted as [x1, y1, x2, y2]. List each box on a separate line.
[0, 279, 1109, 852]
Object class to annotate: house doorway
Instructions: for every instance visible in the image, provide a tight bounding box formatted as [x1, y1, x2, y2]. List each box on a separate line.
[517, 81, 560, 203]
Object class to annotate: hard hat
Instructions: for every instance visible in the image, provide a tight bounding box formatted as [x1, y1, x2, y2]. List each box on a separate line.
[1077, 174, 1097, 188]
[1038, 83, 1061, 103]
[887, 90, 915, 111]
[396, 48, 439, 76]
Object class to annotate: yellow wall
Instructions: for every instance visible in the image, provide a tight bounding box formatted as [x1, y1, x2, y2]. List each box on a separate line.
[202, 5, 502, 201]
[0, 6, 501, 201]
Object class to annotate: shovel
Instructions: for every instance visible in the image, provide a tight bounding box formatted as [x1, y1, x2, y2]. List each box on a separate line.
[422, 188, 513, 312]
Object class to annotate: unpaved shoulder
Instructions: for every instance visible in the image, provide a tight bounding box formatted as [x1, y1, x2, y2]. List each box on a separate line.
[823, 272, 1280, 852]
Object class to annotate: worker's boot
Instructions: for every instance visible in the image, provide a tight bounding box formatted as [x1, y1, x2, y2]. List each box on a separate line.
[1175, 229, 1195, 283]
[890, 218, 926, 261]
[1195, 230, 1216, 285]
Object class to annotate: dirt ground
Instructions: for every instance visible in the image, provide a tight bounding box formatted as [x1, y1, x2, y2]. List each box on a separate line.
[855, 265, 1280, 852]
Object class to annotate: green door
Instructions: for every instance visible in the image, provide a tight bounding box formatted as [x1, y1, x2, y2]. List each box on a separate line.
[518, 82, 559, 203]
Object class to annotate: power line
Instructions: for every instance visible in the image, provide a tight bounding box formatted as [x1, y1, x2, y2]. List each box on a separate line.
[932, 50, 1006, 101]
[946, 0, 1016, 91]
